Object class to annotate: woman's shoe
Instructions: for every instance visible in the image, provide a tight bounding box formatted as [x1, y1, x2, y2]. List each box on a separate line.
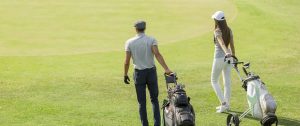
[216, 103, 230, 110]
[216, 105, 230, 113]
[216, 105, 222, 110]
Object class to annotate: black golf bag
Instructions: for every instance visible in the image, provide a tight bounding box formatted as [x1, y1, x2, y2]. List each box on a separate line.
[162, 73, 195, 126]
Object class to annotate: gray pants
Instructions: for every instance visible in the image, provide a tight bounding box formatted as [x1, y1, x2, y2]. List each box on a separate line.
[134, 67, 160, 126]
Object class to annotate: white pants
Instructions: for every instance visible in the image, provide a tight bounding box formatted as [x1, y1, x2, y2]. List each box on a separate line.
[211, 58, 232, 105]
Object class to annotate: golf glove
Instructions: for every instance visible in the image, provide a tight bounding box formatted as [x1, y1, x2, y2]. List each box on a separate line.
[124, 75, 130, 84]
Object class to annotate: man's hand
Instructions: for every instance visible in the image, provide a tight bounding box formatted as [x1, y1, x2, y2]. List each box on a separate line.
[165, 69, 173, 75]
[124, 75, 130, 84]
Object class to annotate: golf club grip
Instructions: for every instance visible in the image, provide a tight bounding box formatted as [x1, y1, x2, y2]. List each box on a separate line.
[243, 67, 248, 75]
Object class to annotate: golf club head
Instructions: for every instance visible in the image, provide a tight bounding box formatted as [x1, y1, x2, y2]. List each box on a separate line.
[177, 83, 185, 89]
[243, 62, 250, 69]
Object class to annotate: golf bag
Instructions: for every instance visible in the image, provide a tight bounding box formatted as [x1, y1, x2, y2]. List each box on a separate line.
[226, 58, 278, 126]
[162, 73, 195, 126]
[243, 71, 278, 125]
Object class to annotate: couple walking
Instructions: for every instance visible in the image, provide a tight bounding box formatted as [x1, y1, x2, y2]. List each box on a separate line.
[123, 11, 237, 126]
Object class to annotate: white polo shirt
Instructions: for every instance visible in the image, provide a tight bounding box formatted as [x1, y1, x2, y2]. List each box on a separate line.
[125, 33, 157, 70]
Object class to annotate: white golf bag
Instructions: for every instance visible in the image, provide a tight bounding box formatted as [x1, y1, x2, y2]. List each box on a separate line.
[244, 74, 277, 122]
[226, 59, 278, 126]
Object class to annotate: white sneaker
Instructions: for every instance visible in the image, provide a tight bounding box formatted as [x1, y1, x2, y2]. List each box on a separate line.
[216, 105, 230, 113]
[216, 105, 230, 110]
[216, 105, 222, 110]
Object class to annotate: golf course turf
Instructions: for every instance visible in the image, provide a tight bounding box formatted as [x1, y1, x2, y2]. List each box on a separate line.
[0, 0, 299, 125]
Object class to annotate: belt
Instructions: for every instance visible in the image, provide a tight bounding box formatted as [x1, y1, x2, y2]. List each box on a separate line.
[135, 67, 156, 71]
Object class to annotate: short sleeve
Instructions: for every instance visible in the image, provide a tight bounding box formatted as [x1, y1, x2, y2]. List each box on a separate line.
[125, 41, 130, 52]
[152, 38, 157, 46]
[230, 29, 233, 42]
[214, 29, 222, 38]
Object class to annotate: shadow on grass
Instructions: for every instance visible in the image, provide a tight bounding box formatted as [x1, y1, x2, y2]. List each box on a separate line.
[275, 117, 300, 126]
[224, 110, 300, 126]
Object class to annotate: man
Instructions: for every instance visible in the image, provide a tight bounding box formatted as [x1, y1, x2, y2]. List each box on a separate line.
[123, 20, 172, 126]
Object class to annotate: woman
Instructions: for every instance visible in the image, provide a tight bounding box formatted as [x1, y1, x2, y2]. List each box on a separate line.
[211, 11, 236, 113]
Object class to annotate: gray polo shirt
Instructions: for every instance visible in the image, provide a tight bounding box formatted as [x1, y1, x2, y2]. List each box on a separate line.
[125, 33, 157, 70]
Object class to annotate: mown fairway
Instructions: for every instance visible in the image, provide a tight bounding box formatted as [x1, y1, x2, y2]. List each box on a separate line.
[0, 0, 299, 126]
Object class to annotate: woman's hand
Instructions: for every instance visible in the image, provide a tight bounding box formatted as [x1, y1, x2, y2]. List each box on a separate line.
[232, 55, 238, 62]
[225, 53, 232, 58]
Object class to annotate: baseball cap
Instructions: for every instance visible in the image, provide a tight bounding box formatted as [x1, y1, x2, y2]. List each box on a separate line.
[211, 11, 225, 21]
[134, 20, 146, 29]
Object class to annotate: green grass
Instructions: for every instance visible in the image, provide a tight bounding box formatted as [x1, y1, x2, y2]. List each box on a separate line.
[0, 0, 299, 125]
[0, 0, 236, 56]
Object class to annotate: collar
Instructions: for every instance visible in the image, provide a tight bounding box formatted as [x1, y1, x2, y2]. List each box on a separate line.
[136, 33, 145, 37]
